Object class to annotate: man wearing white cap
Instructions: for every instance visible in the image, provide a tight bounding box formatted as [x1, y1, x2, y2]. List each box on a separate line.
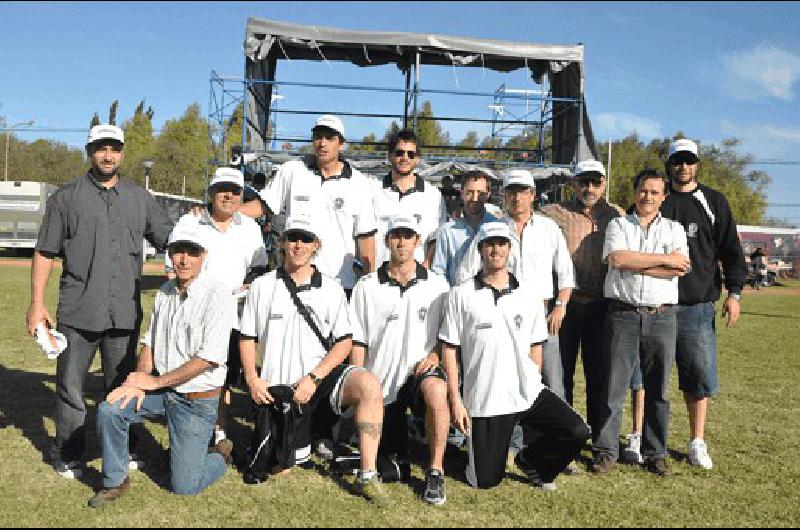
[239, 214, 389, 504]
[90, 227, 235, 507]
[166, 166, 267, 447]
[660, 138, 747, 470]
[540, 159, 625, 442]
[440, 221, 589, 490]
[27, 124, 173, 479]
[240, 115, 378, 297]
[349, 215, 451, 505]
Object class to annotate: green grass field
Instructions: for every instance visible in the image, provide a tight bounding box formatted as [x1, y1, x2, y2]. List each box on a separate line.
[1, 264, 799, 527]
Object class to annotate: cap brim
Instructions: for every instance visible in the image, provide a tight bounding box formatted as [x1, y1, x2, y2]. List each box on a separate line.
[668, 152, 699, 162]
[167, 240, 205, 251]
[574, 171, 605, 179]
[284, 229, 318, 239]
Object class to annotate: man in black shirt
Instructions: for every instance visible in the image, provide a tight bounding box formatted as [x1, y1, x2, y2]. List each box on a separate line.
[660, 138, 747, 470]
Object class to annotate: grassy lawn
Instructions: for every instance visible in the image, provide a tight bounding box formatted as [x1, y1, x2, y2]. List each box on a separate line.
[1, 266, 799, 527]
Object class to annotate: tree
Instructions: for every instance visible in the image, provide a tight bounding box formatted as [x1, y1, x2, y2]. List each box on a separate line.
[109, 100, 119, 126]
[416, 101, 446, 153]
[90, 113, 100, 128]
[120, 100, 156, 187]
[152, 103, 209, 197]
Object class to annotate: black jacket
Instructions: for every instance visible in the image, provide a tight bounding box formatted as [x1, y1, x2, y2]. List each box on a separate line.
[661, 183, 747, 305]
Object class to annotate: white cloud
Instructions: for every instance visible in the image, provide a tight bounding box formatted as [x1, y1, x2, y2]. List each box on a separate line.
[722, 44, 800, 101]
[720, 120, 800, 159]
[593, 112, 662, 139]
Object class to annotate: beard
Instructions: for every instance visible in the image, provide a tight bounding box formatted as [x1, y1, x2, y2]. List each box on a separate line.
[392, 165, 414, 177]
[92, 164, 119, 182]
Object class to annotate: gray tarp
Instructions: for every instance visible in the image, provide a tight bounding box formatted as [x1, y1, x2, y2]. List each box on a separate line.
[242, 17, 597, 165]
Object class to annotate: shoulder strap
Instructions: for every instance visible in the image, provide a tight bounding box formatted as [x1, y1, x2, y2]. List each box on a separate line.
[281, 273, 332, 352]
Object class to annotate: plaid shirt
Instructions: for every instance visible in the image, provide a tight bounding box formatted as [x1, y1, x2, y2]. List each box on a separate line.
[540, 198, 625, 302]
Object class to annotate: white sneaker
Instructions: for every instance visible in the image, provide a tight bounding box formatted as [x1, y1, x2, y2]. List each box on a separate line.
[54, 461, 83, 479]
[128, 453, 146, 471]
[688, 439, 713, 469]
[622, 433, 644, 464]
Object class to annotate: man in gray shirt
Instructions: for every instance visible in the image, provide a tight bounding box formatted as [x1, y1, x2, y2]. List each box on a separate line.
[26, 124, 173, 479]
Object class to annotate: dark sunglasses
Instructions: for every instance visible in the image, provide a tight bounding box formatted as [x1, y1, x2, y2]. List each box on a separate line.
[393, 149, 418, 159]
[211, 183, 242, 194]
[669, 154, 698, 166]
[576, 178, 605, 188]
[284, 232, 316, 244]
[168, 243, 203, 257]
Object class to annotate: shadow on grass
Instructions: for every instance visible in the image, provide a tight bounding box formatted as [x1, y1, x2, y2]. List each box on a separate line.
[740, 311, 798, 319]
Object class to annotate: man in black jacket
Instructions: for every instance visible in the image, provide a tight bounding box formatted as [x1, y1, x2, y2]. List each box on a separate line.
[660, 138, 747, 470]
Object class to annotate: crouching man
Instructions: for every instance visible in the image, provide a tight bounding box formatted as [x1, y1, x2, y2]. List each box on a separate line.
[440, 222, 590, 490]
[349, 215, 452, 505]
[90, 227, 236, 508]
[238, 215, 389, 505]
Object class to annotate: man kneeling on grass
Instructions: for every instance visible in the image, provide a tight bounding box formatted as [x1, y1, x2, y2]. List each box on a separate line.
[238, 215, 389, 505]
[90, 227, 236, 508]
[440, 222, 590, 490]
[349, 215, 451, 505]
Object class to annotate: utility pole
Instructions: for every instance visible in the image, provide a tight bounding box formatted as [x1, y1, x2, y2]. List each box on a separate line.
[606, 138, 612, 201]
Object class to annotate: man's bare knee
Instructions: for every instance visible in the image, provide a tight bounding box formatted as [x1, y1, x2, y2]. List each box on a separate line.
[421, 377, 448, 409]
[342, 371, 383, 406]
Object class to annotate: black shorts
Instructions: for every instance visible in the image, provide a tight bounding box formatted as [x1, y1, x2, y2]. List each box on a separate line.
[380, 366, 447, 460]
[224, 330, 242, 388]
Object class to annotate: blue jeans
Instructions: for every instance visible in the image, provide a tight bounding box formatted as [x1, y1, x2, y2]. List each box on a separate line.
[98, 390, 227, 494]
[594, 305, 676, 460]
[675, 302, 719, 397]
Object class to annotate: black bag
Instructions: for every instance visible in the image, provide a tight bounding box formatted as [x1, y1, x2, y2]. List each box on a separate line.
[243, 385, 309, 484]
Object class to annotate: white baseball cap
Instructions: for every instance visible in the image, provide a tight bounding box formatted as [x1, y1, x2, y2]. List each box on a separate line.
[668, 139, 699, 160]
[313, 115, 345, 138]
[167, 226, 206, 251]
[573, 159, 606, 178]
[387, 214, 421, 236]
[503, 169, 536, 189]
[86, 124, 125, 147]
[283, 214, 320, 240]
[209, 167, 244, 189]
[476, 221, 513, 246]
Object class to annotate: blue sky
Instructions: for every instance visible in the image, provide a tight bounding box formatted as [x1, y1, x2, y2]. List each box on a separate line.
[1, 1, 798, 220]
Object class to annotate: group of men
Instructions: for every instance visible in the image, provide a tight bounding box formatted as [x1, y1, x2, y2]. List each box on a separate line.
[26, 115, 746, 509]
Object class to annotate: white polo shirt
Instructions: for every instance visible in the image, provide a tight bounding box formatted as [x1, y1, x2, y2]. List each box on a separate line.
[260, 157, 378, 289]
[452, 213, 575, 298]
[439, 273, 548, 418]
[239, 267, 353, 386]
[142, 274, 235, 394]
[603, 212, 689, 306]
[350, 262, 450, 405]
[370, 174, 447, 266]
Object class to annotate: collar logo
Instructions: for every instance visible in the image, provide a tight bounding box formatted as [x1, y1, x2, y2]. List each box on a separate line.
[687, 222, 699, 238]
[334, 198, 345, 210]
[418, 307, 428, 322]
[514, 315, 523, 330]
[413, 213, 422, 224]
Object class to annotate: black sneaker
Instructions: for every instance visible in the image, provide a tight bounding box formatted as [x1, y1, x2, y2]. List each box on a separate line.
[53, 460, 83, 479]
[514, 452, 557, 491]
[423, 469, 446, 506]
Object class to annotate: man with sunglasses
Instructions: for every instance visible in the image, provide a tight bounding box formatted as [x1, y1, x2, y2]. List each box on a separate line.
[659, 138, 747, 470]
[349, 215, 451, 505]
[166, 166, 267, 450]
[239, 214, 389, 504]
[90, 226, 236, 507]
[27, 125, 173, 479]
[241, 115, 377, 298]
[540, 160, 625, 442]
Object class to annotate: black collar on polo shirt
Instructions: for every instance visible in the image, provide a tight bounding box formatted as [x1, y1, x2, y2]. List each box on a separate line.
[382, 173, 426, 198]
[474, 271, 520, 304]
[277, 266, 323, 292]
[378, 261, 428, 295]
[304, 155, 353, 181]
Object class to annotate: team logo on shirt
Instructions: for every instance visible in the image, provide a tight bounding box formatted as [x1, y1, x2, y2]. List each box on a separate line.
[418, 307, 428, 322]
[334, 198, 345, 210]
[295, 195, 311, 202]
[687, 223, 699, 238]
[514, 315, 523, 330]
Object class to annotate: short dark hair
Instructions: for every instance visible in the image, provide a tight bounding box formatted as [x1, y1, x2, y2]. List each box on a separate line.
[632, 168, 669, 193]
[387, 129, 420, 154]
[460, 170, 491, 190]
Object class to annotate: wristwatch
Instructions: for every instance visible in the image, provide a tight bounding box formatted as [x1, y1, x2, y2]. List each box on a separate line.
[554, 300, 565, 308]
[307, 372, 323, 386]
[728, 293, 742, 301]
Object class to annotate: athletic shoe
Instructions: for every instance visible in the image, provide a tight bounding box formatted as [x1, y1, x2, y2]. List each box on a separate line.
[128, 453, 145, 471]
[688, 439, 713, 470]
[514, 452, 557, 491]
[53, 460, 83, 479]
[314, 438, 335, 461]
[88, 478, 130, 509]
[644, 457, 672, 477]
[621, 433, 644, 464]
[353, 474, 390, 506]
[590, 453, 615, 474]
[423, 469, 447, 505]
